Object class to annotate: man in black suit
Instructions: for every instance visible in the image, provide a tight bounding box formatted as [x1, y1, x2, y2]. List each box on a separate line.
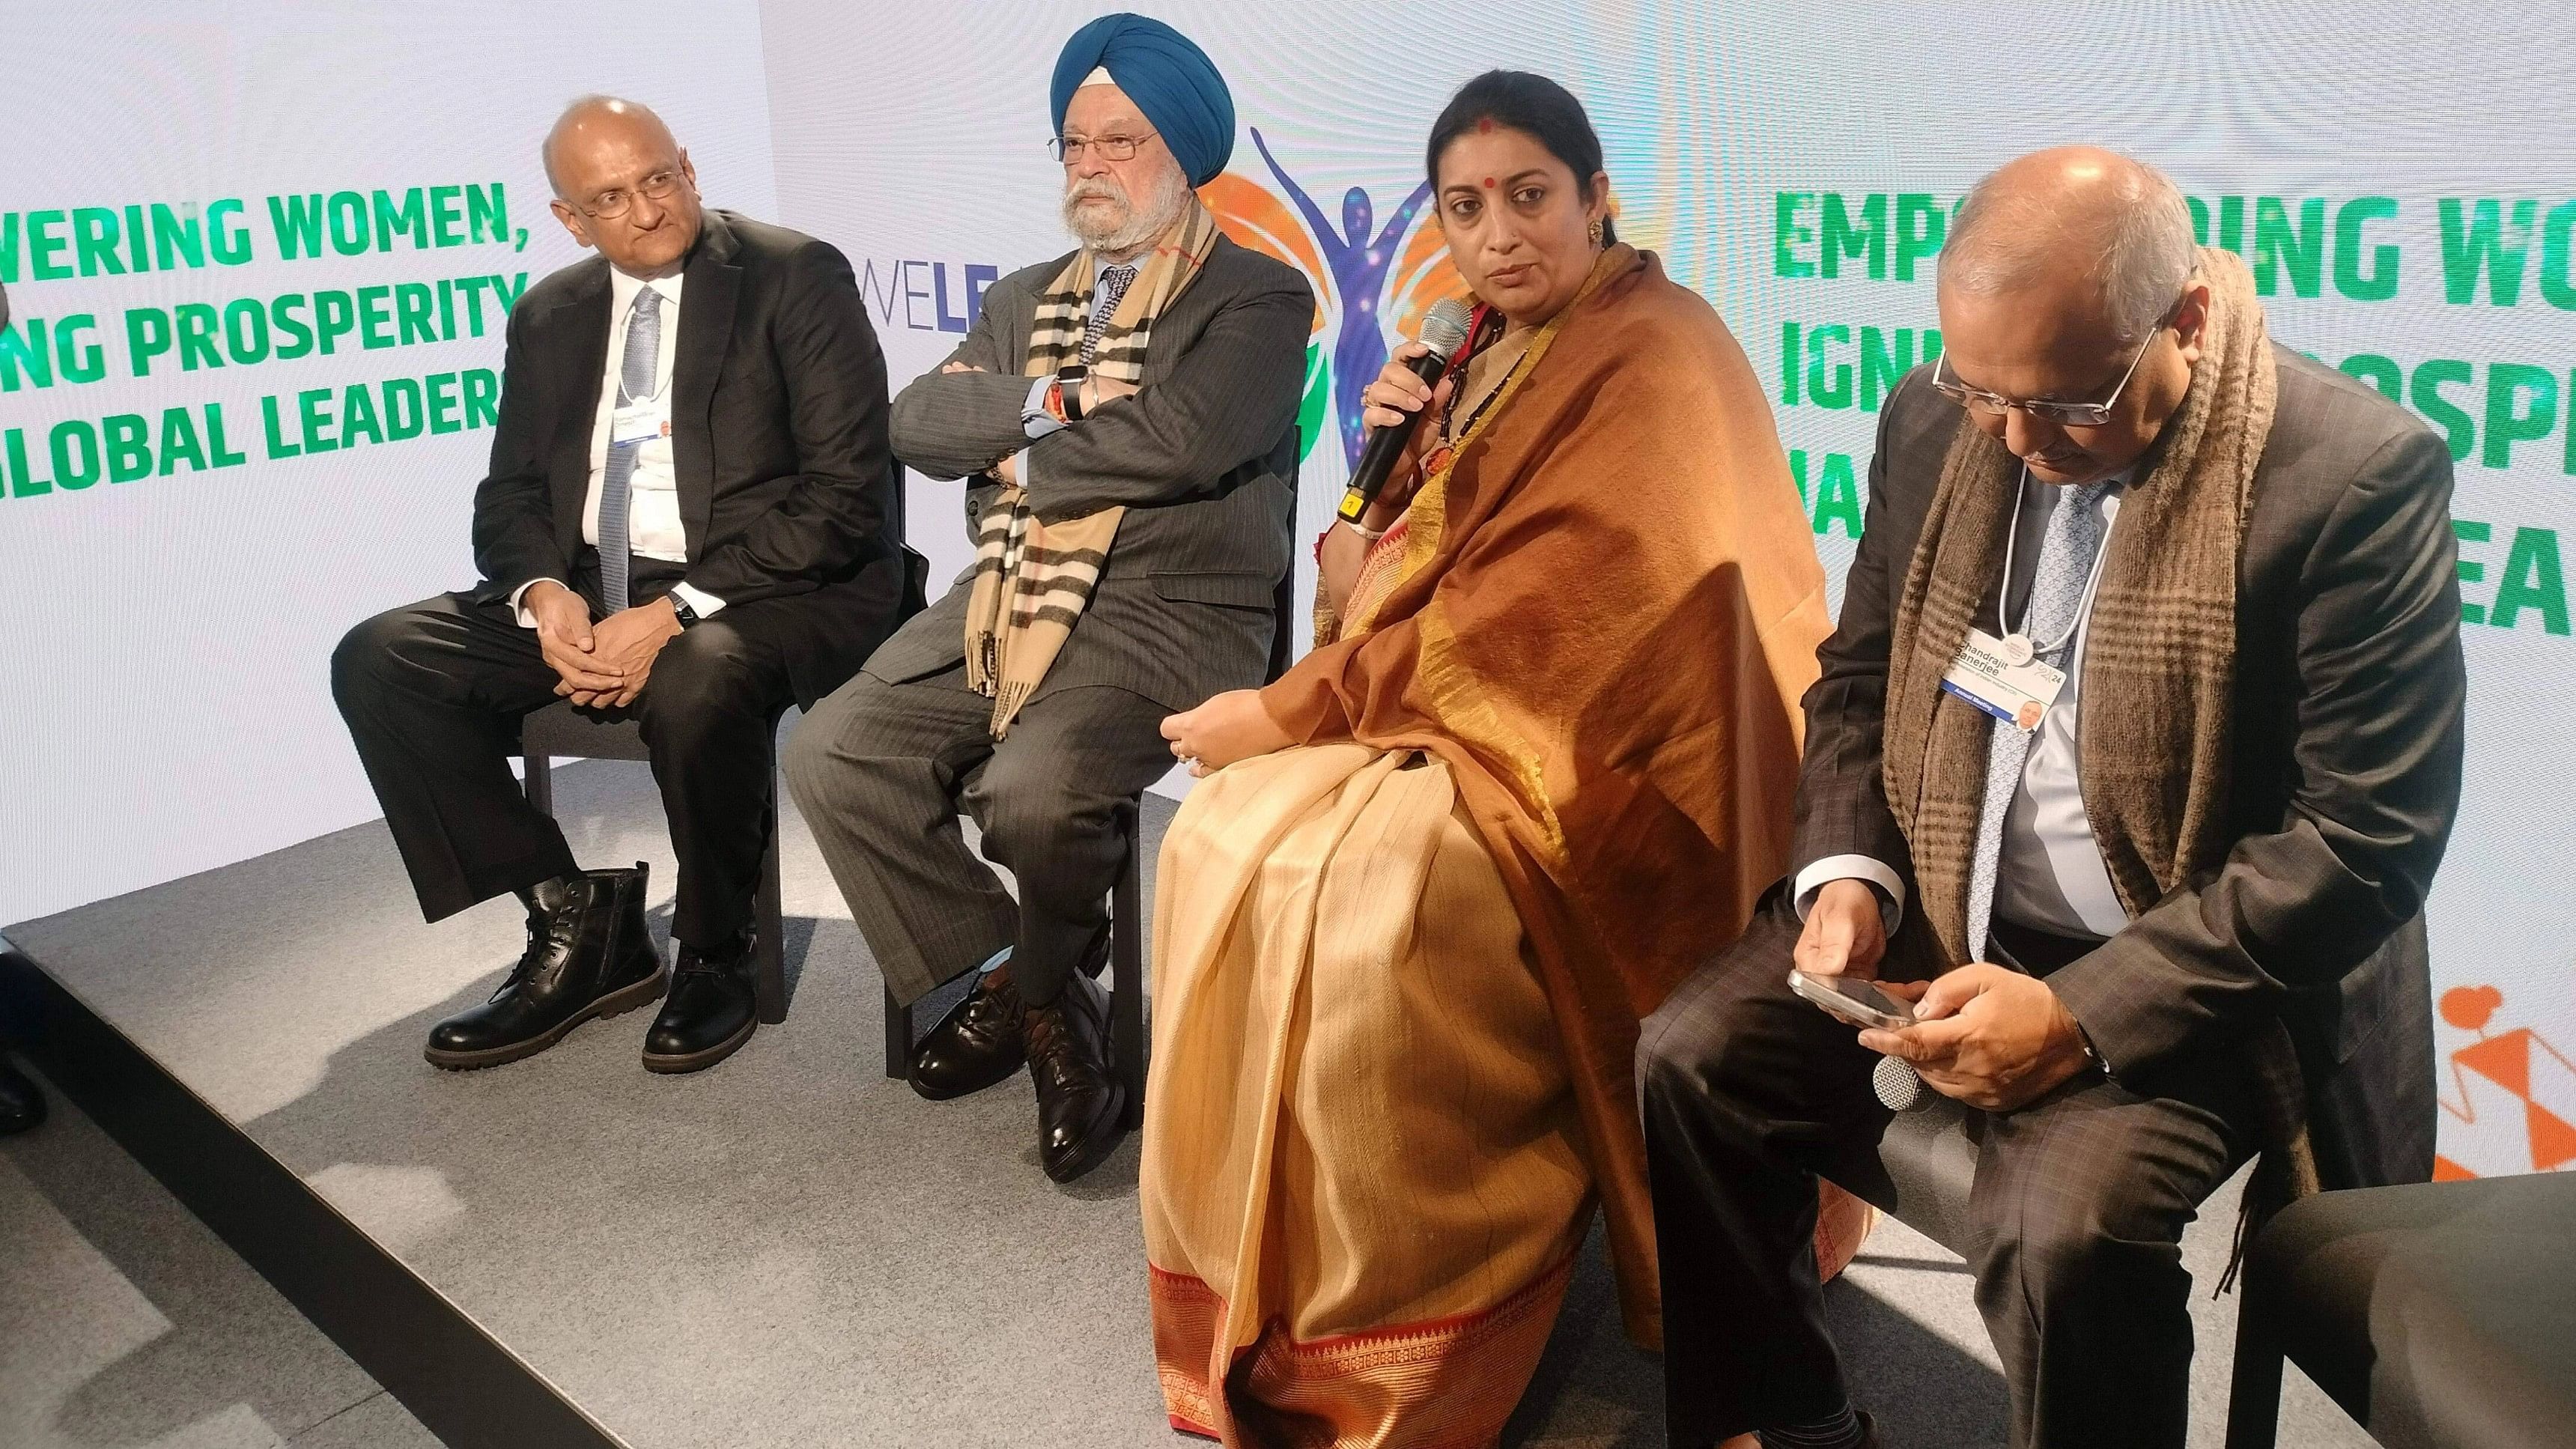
[1639, 148, 2464, 1449]
[333, 97, 902, 1075]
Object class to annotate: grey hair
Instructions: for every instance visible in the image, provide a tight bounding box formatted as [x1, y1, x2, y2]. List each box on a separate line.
[1942, 153, 2197, 344]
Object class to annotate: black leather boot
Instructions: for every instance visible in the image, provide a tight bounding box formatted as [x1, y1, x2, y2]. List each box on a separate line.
[425, 866, 664, 1070]
[643, 927, 757, 1074]
[1025, 970, 1126, 1183]
[0, 1058, 45, 1135]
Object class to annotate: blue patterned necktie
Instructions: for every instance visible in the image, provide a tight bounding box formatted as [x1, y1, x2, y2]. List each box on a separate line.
[1965, 480, 2112, 959]
[597, 286, 663, 613]
[1082, 263, 1136, 365]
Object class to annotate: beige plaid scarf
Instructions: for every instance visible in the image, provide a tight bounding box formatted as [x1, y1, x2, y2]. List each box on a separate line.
[963, 195, 1221, 738]
[1883, 249, 2319, 1248]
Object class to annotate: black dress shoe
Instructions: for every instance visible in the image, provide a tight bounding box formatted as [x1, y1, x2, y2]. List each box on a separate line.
[911, 930, 1112, 1102]
[1026, 971, 1126, 1183]
[0, 1059, 46, 1135]
[911, 967, 1027, 1101]
[425, 865, 664, 1071]
[643, 928, 757, 1074]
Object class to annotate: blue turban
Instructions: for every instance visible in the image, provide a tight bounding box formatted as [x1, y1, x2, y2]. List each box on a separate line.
[1050, 13, 1235, 187]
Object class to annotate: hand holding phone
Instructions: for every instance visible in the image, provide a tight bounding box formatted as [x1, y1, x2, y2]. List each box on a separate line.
[1788, 968, 1918, 1032]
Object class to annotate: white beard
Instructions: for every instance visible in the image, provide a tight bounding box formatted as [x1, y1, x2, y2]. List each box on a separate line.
[1062, 164, 1187, 255]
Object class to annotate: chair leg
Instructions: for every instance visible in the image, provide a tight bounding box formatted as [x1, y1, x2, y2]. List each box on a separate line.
[2224, 1260, 2287, 1449]
[753, 812, 787, 1025]
[522, 753, 553, 814]
[882, 984, 912, 1079]
[1112, 798, 1146, 1131]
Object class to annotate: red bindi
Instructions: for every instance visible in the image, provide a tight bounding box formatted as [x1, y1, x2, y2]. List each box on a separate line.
[1482, 176, 1495, 189]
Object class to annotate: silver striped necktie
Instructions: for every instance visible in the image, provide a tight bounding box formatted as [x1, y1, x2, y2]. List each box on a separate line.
[1965, 480, 2112, 959]
[597, 286, 663, 613]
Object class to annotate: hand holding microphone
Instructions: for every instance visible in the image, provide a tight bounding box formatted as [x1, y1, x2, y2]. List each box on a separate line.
[1340, 299, 1476, 526]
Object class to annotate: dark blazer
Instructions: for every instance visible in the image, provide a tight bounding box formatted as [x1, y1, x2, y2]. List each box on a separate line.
[470, 209, 905, 705]
[1796, 347, 2464, 1190]
[867, 234, 1311, 712]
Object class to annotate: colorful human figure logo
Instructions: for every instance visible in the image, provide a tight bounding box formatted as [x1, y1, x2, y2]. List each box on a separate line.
[2436, 983, 2576, 1178]
[1201, 129, 1463, 470]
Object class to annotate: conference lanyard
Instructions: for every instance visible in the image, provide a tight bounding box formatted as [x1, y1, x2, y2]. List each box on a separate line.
[1993, 466, 2115, 667]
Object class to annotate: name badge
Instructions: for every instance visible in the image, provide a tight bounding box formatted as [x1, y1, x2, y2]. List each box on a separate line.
[610, 398, 668, 448]
[1939, 626, 2066, 733]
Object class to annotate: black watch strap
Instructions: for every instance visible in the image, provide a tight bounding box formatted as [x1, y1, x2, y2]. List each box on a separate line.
[669, 594, 700, 628]
[1057, 363, 1089, 422]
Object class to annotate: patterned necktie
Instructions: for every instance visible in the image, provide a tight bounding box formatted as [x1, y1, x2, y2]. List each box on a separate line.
[1965, 480, 2112, 958]
[1082, 264, 1136, 365]
[597, 286, 663, 613]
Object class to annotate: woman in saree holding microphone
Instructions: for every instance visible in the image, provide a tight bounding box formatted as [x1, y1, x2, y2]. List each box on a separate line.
[1143, 70, 1865, 1445]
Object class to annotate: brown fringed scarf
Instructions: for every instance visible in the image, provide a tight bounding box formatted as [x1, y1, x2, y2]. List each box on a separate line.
[1882, 248, 2319, 1260]
[963, 196, 1222, 738]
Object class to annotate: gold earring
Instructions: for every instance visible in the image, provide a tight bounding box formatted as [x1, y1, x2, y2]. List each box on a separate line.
[1588, 218, 1605, 247]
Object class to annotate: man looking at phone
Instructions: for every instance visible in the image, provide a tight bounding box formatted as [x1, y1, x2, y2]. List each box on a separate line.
[1637, 148, 2464, 1449]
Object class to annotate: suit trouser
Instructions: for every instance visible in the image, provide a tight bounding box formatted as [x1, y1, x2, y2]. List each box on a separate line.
[1635, 890, 2257, 1449]
[783, 662, 1175, 1008]
[331, 567, 800, 946]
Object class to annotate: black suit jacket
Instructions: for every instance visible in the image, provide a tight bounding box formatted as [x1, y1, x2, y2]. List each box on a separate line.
[1796, 347, 2464, 1189]
[470, 209, 904, 704]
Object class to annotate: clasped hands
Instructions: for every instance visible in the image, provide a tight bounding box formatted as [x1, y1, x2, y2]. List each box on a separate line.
[523, 579, 681, 709]
[940, 359, 1137, 487]
[1796, 878, 2094, 1113]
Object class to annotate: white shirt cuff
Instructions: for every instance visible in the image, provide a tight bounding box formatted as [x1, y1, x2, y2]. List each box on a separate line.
[509, 578, 568, 628]
[670, 581, 726, 619]
[1793, 854, 1907, 932]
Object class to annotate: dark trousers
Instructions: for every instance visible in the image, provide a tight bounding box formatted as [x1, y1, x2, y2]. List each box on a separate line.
[1637, 890, 2257, 1449]
[331, 565, 799, 946]
[781, 662, 1174, 1008]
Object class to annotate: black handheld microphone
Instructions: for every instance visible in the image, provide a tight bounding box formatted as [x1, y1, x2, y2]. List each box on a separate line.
[1337, 298, 1476, 524]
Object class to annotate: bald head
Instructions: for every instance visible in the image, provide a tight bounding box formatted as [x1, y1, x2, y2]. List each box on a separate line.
[541, 94, 701, 278]
[1942, 146, 2196, 345]
[543, 96, 677, 198]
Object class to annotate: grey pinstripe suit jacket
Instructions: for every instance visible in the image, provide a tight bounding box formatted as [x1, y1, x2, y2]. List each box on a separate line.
[863, 234, 1311, 712]
[1798, 348, 2462, 1191]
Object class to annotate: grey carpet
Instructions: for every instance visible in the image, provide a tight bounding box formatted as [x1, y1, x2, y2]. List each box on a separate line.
[3, 759, 2370, 1448]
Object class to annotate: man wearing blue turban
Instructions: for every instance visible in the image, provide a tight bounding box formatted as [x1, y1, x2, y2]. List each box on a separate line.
[1049, 12, 1236, 189]
[788, 16, 1310, 1184]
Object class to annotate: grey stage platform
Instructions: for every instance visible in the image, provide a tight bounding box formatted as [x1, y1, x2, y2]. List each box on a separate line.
[0, 758, 2372, 1448]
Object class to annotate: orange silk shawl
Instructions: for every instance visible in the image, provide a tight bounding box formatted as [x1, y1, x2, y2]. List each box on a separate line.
[1260, 245, 1831, 1344]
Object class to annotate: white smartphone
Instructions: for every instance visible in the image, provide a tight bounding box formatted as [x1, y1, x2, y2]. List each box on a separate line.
[1787, 969, 1917, 1032]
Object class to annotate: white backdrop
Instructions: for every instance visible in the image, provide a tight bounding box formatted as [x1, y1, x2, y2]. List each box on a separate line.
[5, 1, 2571, 1176]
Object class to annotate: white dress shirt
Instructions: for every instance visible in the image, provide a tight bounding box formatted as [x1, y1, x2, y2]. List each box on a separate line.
[1796, 466, 2136, 945]
[512, 266, 723, 623]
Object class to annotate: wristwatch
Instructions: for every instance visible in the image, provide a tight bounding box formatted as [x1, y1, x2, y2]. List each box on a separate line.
[1056, 362, 1090, 422]
[668, 594, 701, 628]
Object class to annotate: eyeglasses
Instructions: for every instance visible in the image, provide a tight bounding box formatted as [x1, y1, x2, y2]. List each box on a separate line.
[1931, 303, 2178, 428]
[1050, 130, 1158, 164]
[580, 169, 685, 220]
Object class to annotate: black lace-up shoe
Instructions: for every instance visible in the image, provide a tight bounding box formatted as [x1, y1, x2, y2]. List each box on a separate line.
[1025, 970, 1126, 1183]
[642, 926, 757, 1074]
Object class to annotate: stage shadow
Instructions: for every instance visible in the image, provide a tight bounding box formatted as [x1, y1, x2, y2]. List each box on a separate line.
[2, 1067, 390, 1448]
[1500, 1221, 2011, 1448]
